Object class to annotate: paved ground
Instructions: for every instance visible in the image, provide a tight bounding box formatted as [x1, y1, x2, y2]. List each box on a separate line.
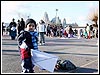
[1, 33, 99, 74]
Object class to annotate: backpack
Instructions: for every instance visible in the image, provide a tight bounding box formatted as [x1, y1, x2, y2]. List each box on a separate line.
[55, 59, 77, 71]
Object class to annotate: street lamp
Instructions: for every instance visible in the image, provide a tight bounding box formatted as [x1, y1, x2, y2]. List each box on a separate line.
[56, 9, 58, 17]
[56, 9, 58, 25]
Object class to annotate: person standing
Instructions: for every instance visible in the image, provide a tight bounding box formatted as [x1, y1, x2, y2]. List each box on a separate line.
[46, 24, 51, 37]
[86, 23, 90, 39]
[9, 18, 17, 40]
[37, 20, 46, 45]
[20, 18, 25, 30]
[2, 22, 5, 35]
[17, 18, 38, 73]
[17, 18, 25, 34]
[84, 27, 88, 39]
[65, 25, 70, 38]
[17, 19, 21, 34]
[89, 25, 93, 38]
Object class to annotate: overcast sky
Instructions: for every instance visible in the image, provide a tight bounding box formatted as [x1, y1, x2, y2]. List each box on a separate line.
[1, 1, 99, 26]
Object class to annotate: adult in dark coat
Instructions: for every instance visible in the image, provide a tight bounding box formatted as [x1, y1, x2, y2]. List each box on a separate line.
[17, 20, 21, 34]
[20, 18, 25, 30]
[9, 18, 17, 40]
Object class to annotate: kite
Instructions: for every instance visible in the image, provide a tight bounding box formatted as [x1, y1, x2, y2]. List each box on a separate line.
[31, 50, 58, 73]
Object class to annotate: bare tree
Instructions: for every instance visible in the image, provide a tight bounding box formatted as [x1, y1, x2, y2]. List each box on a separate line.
[87, 6, 98, 39]
[87, 6, 98, 28]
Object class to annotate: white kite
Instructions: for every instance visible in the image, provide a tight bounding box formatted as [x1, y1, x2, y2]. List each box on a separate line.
[31, 50, 58, 73]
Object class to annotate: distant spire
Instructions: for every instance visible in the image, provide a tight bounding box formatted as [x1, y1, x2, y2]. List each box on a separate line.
[63, 18, 66, 28]
[43, 12, 49, 23]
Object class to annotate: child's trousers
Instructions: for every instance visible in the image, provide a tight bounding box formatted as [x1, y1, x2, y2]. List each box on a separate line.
[21, 58, 34, 73]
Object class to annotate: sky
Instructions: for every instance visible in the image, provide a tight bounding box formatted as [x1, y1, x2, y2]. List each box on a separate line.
[1, 1, 99, 26]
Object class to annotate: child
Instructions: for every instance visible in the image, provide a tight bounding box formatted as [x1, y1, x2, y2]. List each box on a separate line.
[17, 19, 38, 73]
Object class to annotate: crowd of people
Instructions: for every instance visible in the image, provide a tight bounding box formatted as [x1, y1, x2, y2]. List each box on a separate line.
[78, 23, 98, 39]
[2, 18, 98, 40]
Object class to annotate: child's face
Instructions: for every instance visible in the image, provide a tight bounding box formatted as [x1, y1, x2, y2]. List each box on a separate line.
[26, 23, 35, 31]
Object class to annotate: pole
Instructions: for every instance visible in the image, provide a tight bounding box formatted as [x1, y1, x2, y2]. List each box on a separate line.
[56, 9, 58, 17]
[56, 9, 58, 25]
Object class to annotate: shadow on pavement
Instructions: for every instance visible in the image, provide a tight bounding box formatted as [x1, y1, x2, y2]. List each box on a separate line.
[54, 67, 98, 73]
[2, 50, 20, 56]
[2, 43, 18, 46]
[2, 50, 19, 52]
[44, 51, 98, 56]
[43, 43, 98, 47]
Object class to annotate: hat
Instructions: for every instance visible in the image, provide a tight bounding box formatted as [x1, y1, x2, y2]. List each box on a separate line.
[25, 19, 36, 27]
